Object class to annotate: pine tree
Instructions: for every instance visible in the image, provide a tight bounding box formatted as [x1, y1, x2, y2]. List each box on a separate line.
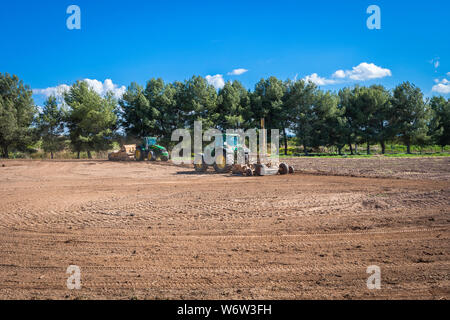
[64, 81, 117, 158]
[37, 96, 66, 159]
[0, 73, 36, 158]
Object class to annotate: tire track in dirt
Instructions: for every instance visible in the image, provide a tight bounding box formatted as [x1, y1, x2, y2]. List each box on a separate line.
[0, 159, 449, 299]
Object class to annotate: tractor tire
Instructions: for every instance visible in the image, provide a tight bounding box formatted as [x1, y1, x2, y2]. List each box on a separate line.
[289, 165, 295, 174]
[254, 164, 263, 176]
[279, 163, 289, 175]
[161, 155, 169, 162]
[148, 151, 156, 161]
[135, 149, 144, 161]
[194, 161, 208, 173]
[213, 152, 233, 173]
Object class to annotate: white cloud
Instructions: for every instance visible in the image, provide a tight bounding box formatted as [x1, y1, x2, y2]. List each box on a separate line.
[83, 79, 126, 99]
[33, 79, 126, 99]
[432, 83, 450, 94]
[432, 78, 450, 94]
[33, 84, 71, 98]
[303, 62, 391, 86]
[332, 70, 346, 79]
[227, 68, 248, 76]
[333, 62, 392, 81]
[303, 73, 337, 86]
[205, 74, 225, 89]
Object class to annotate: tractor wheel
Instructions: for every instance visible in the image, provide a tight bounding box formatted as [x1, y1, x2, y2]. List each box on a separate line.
[213, 152, 233, 173]
[289, 165, 295, 174]
[254, 164, 262, 176]
[279, 163, 289, 175]
[135, 149, 144, 161]
[194, 161, 208, 173]
[148, 151, 156, 161]
[161, 155, 169, 162]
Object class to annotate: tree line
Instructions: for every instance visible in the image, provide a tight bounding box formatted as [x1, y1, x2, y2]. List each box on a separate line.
[0, 72, 449, 158]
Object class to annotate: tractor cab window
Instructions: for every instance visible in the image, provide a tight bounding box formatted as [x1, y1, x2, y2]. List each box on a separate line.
[213, 135, 239, 147]
[145, 137, 157, 147]
[226, 135, 238, 147]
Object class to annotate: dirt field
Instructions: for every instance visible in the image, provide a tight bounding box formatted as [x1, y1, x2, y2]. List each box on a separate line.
[0, 157, 449, 300]
[288, 156, 450, 181]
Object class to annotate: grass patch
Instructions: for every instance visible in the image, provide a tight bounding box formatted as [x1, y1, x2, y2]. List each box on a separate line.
[383, 153, 450, 158]
[279, 153, 450, 159]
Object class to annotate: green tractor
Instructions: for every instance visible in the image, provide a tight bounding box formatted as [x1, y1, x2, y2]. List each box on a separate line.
[194, 131, 294, 176]
[135, 137, 170, 162]
[194, 133, 249, 173]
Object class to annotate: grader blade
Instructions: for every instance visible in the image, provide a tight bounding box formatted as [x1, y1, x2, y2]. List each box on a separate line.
[256, 164, 279, 176]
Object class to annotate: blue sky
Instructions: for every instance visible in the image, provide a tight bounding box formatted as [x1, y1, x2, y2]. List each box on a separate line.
[0, 0, 449, 106]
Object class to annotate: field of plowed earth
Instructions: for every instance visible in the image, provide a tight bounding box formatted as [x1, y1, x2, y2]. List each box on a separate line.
[0, 157, 449, 300]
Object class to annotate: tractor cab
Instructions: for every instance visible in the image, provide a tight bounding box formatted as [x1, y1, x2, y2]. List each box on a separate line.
[214, 133, 242, 151]
[144, 137, 157, 148]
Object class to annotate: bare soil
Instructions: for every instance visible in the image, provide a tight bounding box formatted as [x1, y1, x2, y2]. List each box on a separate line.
[288, 156, 450, 181]
[0, 158, 449, 300]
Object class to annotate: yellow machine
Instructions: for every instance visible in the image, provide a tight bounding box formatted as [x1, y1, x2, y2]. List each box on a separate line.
[108, 145, 136, 161]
